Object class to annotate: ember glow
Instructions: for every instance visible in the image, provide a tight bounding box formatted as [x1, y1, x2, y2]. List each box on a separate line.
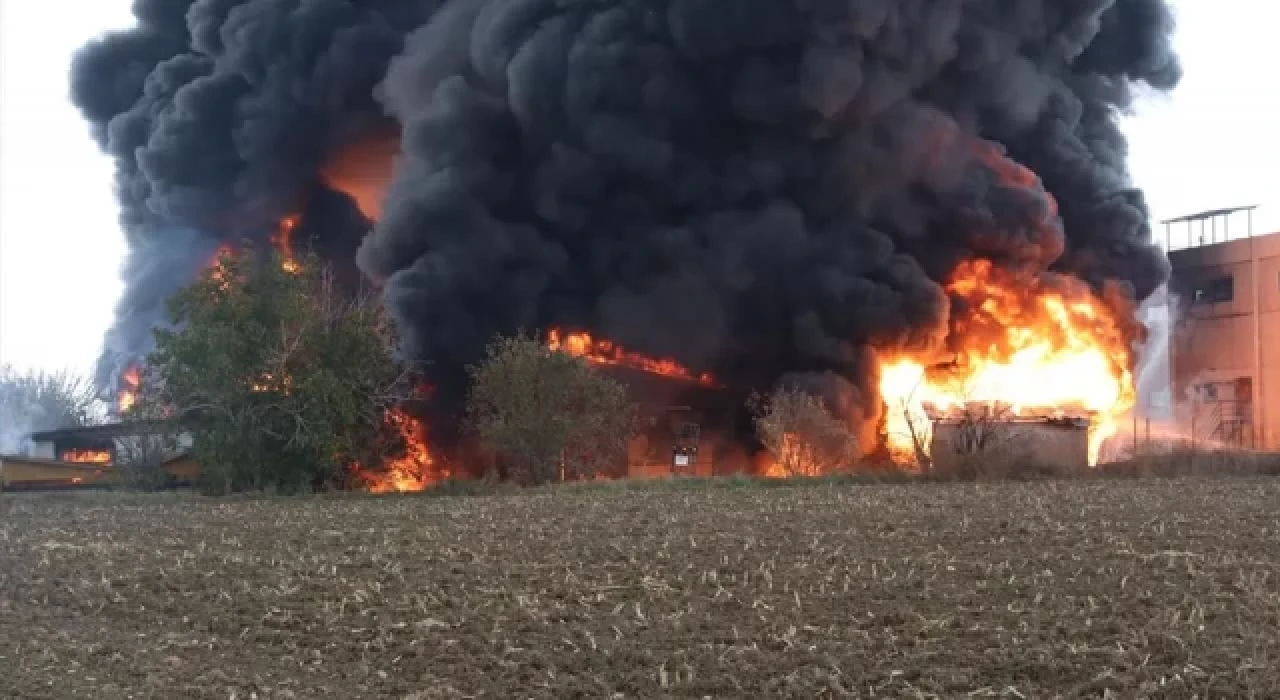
[209, 246, 235, 291]
[250, 372, 293, 394]
[356, 408, 445, 493]
[322, 136, 396, 221]
[547, 329, 715, 386]
[115, 365, 141, 414]
[61, 449, 112, 465]
[880, 260, 1135, 467]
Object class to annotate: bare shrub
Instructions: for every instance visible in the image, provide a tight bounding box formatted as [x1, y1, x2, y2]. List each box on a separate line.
[929, 404, 1039, 480]
[750, 387, 857, 477]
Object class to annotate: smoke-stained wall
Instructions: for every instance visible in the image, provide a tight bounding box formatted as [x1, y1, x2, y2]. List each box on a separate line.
[72, 0, 1180, 454]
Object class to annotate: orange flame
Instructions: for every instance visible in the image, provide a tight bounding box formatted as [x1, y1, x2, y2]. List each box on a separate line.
[61, 449, 112, 464]
[757, 433, 820, 478]
[546, 329, 715, 386]
[880, 260, 1135, 467]
[209, 245, 235, 291]
[116, 365, 141, 414]
[271, 215, 302, 274]
[250, 372, 293, 394]
[356, 408, 446, 493]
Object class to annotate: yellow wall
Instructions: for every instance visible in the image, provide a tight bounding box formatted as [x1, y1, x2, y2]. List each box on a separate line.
[163, 456, 201, 482]
[0, 457, 114, 488]
[1, 454, 202, 489]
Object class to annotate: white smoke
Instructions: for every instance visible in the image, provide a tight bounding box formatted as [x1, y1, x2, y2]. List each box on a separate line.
[1134, 284, 1174, 420]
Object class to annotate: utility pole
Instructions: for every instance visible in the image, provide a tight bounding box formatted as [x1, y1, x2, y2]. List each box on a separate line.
[1249, 208, 1264, 449]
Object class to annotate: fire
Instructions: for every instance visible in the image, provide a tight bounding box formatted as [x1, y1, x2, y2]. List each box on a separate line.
[271, 216, 302, 274]
[250, 372, 293, 394]
[547, 329, 715, 386]
[209, 245, 235, 291]
[356, 408, 445, 493]
[322, 134, 397, 221]
[61, 449, 112, 464]
[880, 260, 1135, 467]
[116, 365, 141, 414]
[757, 434, 819, 478]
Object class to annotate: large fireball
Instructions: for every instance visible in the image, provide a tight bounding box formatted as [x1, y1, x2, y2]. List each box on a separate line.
[881, 260, 1136, 467]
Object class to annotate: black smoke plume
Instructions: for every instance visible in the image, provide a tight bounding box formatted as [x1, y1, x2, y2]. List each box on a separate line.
[73, 0, 1180, 455]
[72, 0, 439, 390]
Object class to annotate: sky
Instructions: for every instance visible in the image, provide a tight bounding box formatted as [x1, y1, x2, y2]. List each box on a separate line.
[0, 1, 1277, 377]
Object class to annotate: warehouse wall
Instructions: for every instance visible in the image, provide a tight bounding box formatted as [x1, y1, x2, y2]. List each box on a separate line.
[1169, 232, 1280, 449]
[930, 420, 1089, 473]
[0, 457, 112, 489]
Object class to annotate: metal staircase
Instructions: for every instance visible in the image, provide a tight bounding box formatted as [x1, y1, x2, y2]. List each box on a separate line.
[1207, 399, 1254, 449]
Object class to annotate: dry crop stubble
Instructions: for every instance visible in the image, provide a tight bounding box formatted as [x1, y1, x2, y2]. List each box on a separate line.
[1, 478, 1278, 698]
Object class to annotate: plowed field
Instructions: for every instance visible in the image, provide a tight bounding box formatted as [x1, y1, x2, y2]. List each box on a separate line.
[2, 478, 1277, 698]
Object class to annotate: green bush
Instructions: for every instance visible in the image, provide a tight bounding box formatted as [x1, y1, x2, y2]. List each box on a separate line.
[466, 335, 637, 485]
[141, 249, 412, 495]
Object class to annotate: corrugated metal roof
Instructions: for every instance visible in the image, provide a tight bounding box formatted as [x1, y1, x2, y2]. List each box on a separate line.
[0, 454, 112, 472]
[1161, 205, 1258, 224]
[28, 420, 174, 442]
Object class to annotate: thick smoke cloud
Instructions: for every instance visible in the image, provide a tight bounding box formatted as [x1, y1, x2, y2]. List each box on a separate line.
[72, 0, 440, 388]
[73, 0, 1179, 454]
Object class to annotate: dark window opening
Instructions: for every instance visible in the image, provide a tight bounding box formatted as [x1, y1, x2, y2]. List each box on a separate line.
[1193, 275, 1233, 304]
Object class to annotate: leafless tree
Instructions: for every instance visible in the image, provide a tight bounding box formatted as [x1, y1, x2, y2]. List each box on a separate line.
[0, 365, 105, 453]
[931, 402, 1034, 478]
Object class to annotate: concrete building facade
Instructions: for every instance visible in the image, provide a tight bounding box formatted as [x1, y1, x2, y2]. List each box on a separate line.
[1166, 214, 1279, 450]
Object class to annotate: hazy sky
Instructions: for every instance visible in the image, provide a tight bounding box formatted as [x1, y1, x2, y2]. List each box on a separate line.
[1, 1, 1277, 376]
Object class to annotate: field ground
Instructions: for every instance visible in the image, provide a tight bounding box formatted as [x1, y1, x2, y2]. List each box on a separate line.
[2, 477, 1278, 698]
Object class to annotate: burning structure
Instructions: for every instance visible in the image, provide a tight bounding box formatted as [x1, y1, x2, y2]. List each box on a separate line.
[71, 0, 1181, 475]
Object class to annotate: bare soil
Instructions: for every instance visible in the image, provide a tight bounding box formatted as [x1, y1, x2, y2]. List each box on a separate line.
[2, 478, 1278, 698]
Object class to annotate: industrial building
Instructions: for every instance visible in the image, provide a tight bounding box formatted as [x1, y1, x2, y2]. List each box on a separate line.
[1164, 206, 1276, 450]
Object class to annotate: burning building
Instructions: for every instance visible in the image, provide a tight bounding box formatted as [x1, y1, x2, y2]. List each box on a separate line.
[70, 0, 1181, 472]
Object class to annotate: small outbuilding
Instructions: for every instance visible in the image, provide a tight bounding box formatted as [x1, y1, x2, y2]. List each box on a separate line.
[929, 415, 1091, 474]
[1, 422, 198, 491]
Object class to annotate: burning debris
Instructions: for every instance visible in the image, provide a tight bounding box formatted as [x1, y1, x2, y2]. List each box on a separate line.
[271, 217, 303, 275]
[547, 330, 715, 386]
[355, 408, 446, 494]
[73, 0, 1180, 472]
[115, 365, 140, 415]
[59, 448, 113, 465]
